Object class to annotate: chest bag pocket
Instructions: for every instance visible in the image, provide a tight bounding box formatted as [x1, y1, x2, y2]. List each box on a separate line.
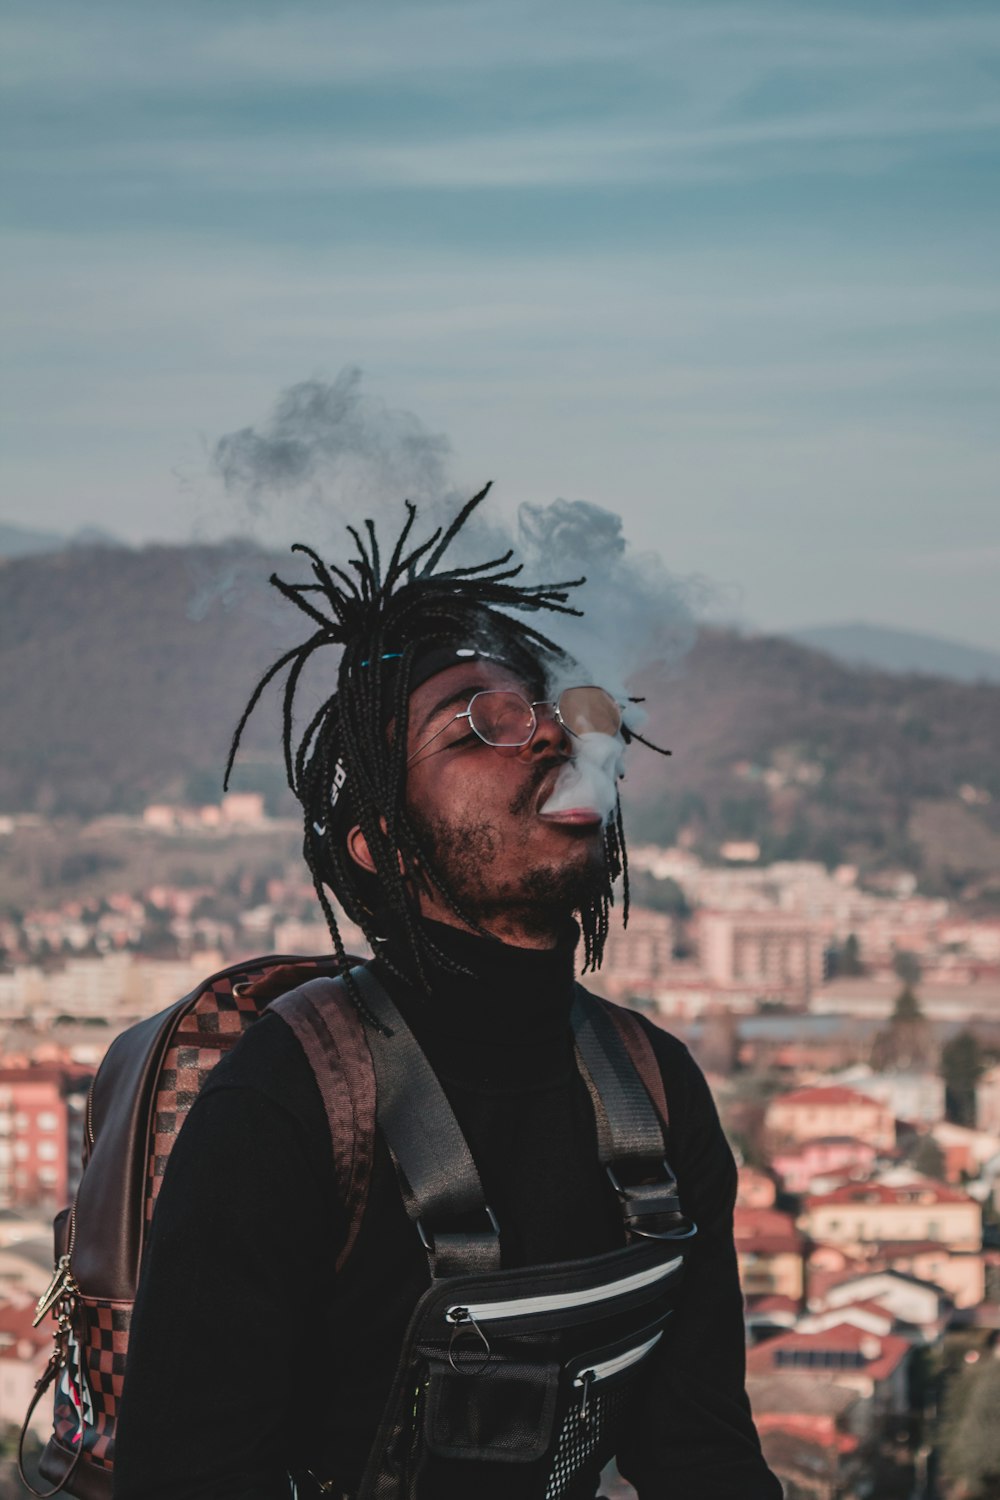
[349, 967, 697, 1500]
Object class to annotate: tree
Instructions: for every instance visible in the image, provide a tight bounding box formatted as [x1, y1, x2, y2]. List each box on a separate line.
[893, 949, 922, 988]
[911, 1135, 946, 1181]
[870, 984, 934, 1071]
[840, 932, 864, 976]
[892, 984, 922, 1023]
[941, 1030, 984, 1128]
[939, 1357, 1000, 1498]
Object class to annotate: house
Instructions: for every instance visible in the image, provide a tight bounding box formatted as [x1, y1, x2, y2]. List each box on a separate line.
[746, 1323, 911, 1424]
[745, 1293, 800, 1341]
[801, 1175, 981, 1254]
[835, 1064, 945, 1126]
[748, 1377, 862, 1500]
[875, 1242, 986, 1310]
[736, 1165, 777, 1209]
[797, 1300, 897, 1340]
[977, 1063, 1000, 1136]
[929, 1121, 1000, 1183]
[0, 1295, 52, 1437]
[809, 1269, 951, 1342]
[757, 1425, 861, 1500]
[765, 1085, 895, 1152]
[0, 1069, 71, 1210]
[733, 1207, 805, 1301]
[771, 1137, 878, 1195]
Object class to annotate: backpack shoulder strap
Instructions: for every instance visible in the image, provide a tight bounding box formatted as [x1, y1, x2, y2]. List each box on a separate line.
[573, 987, 692, 1243]
[269, 975, 376, 1271]
[596, 998, 670, 1132]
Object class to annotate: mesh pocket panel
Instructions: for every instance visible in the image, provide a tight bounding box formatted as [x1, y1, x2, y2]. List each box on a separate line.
[544, 1383, 628, 1500]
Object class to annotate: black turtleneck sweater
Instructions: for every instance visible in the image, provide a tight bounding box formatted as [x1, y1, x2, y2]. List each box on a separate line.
[114, 926, 781, 1499]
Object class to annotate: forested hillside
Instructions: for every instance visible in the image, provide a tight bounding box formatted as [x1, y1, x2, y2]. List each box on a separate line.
[2, 543, 999, 898]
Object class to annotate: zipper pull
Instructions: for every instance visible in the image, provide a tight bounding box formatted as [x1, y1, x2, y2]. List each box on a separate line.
[33, 1255, 74, 1327]
[446, 1307, 491, 1375]
[578, 1369, 595, 1426]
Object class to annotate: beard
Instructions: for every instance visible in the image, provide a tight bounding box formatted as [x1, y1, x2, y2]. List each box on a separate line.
[407, 789, 608, 942]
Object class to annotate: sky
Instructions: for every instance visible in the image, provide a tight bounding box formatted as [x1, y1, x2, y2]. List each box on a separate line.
[3, 0, 999, 649]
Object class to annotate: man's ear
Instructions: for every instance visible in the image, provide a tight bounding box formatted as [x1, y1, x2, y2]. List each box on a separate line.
[346, 824, 377, 875]
[347, 821, 414, 877]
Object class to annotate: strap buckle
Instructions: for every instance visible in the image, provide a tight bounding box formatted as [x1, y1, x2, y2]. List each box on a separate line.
[416, 1202, 500, 1255]
[605, 1161, 696, 1241]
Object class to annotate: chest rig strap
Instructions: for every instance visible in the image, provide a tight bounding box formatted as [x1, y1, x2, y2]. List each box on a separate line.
[354, 966, 692, 1278]
[351, 965, 502, 1279]
[571, 987, 692, 1242]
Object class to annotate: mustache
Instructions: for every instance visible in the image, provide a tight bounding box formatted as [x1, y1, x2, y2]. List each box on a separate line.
[509, 758, 566, 818]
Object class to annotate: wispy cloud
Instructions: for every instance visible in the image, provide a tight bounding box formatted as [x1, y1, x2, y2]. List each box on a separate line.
[2, 0, 999, 649]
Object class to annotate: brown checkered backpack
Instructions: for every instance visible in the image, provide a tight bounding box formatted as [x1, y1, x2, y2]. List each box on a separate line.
[18, 951, 353, 1499]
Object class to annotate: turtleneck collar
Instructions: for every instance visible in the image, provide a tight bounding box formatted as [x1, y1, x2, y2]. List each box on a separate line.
[371, 918, 580, 1091]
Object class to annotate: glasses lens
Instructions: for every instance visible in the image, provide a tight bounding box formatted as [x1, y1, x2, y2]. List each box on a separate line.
[468, 691, 536, 746]
[558, 686, 622, 737]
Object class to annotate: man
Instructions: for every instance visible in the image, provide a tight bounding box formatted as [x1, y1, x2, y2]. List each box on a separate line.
[114, 489, 781, 1498]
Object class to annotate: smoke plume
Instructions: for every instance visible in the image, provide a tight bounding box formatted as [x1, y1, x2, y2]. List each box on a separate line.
[207, 367, 701, 696]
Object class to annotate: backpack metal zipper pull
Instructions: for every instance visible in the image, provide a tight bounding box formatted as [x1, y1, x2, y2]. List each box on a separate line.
[445, 1306, 491, 1374]
[33, 1255, 78, 1328]
[578, 1368, 596, 1426]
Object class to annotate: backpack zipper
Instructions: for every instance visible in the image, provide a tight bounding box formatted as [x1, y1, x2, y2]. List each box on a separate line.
[574, 1330, 664, 1426]
[572, 1330, 663, 1389]
[445, 1253, 682, 1326]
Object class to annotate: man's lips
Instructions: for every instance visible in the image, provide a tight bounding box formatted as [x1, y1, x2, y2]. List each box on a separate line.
[538, 806, 603, 827]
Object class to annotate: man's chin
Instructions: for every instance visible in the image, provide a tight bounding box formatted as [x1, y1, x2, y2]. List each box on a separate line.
[520, 847, 608, 914]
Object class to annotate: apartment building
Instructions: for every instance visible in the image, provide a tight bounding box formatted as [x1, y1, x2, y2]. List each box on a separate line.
[697, 910, 825, 1002]
[766, 1085, 895, 1152]
[802, 1177, 981, 1254]
[733, 1206, 805, 1301]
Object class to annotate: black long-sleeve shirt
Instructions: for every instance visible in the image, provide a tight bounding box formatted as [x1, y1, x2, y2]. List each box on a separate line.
[113, 923, 781, 1499]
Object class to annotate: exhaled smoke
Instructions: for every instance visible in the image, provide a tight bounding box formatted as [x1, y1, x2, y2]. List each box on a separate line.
[211, 366, 454, 545]
[207, 366, 703, 723]
[538, 732, 625, 823]
[514, 497, 697, 701]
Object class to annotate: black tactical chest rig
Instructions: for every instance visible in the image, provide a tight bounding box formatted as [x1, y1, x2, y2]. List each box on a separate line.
[337, 967, 697, 1500]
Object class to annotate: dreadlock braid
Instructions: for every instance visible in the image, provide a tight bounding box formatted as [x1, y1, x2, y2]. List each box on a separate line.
[224, 484, 631, 1010]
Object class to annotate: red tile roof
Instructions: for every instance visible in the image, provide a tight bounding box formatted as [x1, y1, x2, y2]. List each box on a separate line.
[734, 1207, 805, 1253]
[806, 1177, 973, 1209]
[747, 1322, 911, 1384]
[747, 1294, 801, 1315]
[771, 1086, 886, 1109]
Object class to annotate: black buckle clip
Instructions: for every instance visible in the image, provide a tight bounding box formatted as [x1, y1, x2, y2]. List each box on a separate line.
[417, 1203, 500, 1254]
[605, 1162, 697, 1242]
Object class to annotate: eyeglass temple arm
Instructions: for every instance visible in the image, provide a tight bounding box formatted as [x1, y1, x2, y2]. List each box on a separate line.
[405, 709, 471, 765]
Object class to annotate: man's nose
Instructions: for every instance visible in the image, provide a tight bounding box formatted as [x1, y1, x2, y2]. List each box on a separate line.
[520, 703, 572, 759]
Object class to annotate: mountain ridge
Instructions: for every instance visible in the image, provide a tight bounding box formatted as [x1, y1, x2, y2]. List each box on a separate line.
[2, 543, 998, 899]
[787, 621, 1000, 685]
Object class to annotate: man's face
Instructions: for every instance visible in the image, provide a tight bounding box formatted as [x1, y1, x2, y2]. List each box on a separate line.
[403, 660, 609, 943]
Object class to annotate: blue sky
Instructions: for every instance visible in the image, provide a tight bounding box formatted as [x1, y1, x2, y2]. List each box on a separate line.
[3, 0, 999, 648]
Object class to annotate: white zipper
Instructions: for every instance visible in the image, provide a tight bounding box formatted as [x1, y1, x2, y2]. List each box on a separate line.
[572, 1331, 663, 1387]
[446, 1254, 682, 1325]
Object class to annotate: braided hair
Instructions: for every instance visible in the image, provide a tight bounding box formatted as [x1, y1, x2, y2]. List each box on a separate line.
[225, 484, 632, 1006]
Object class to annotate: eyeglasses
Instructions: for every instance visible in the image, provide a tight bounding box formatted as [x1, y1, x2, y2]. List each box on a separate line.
[407, 685, 623, 764]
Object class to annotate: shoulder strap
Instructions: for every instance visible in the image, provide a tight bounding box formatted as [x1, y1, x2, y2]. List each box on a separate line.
[275, 969, 690, 1274]
[599, 1000, 670, 1131]
[572, 988, 692, 1242]
[351, 966, 502, 1279]
[273, 968, 502, 1280]
[270, 976, 377, 1272]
